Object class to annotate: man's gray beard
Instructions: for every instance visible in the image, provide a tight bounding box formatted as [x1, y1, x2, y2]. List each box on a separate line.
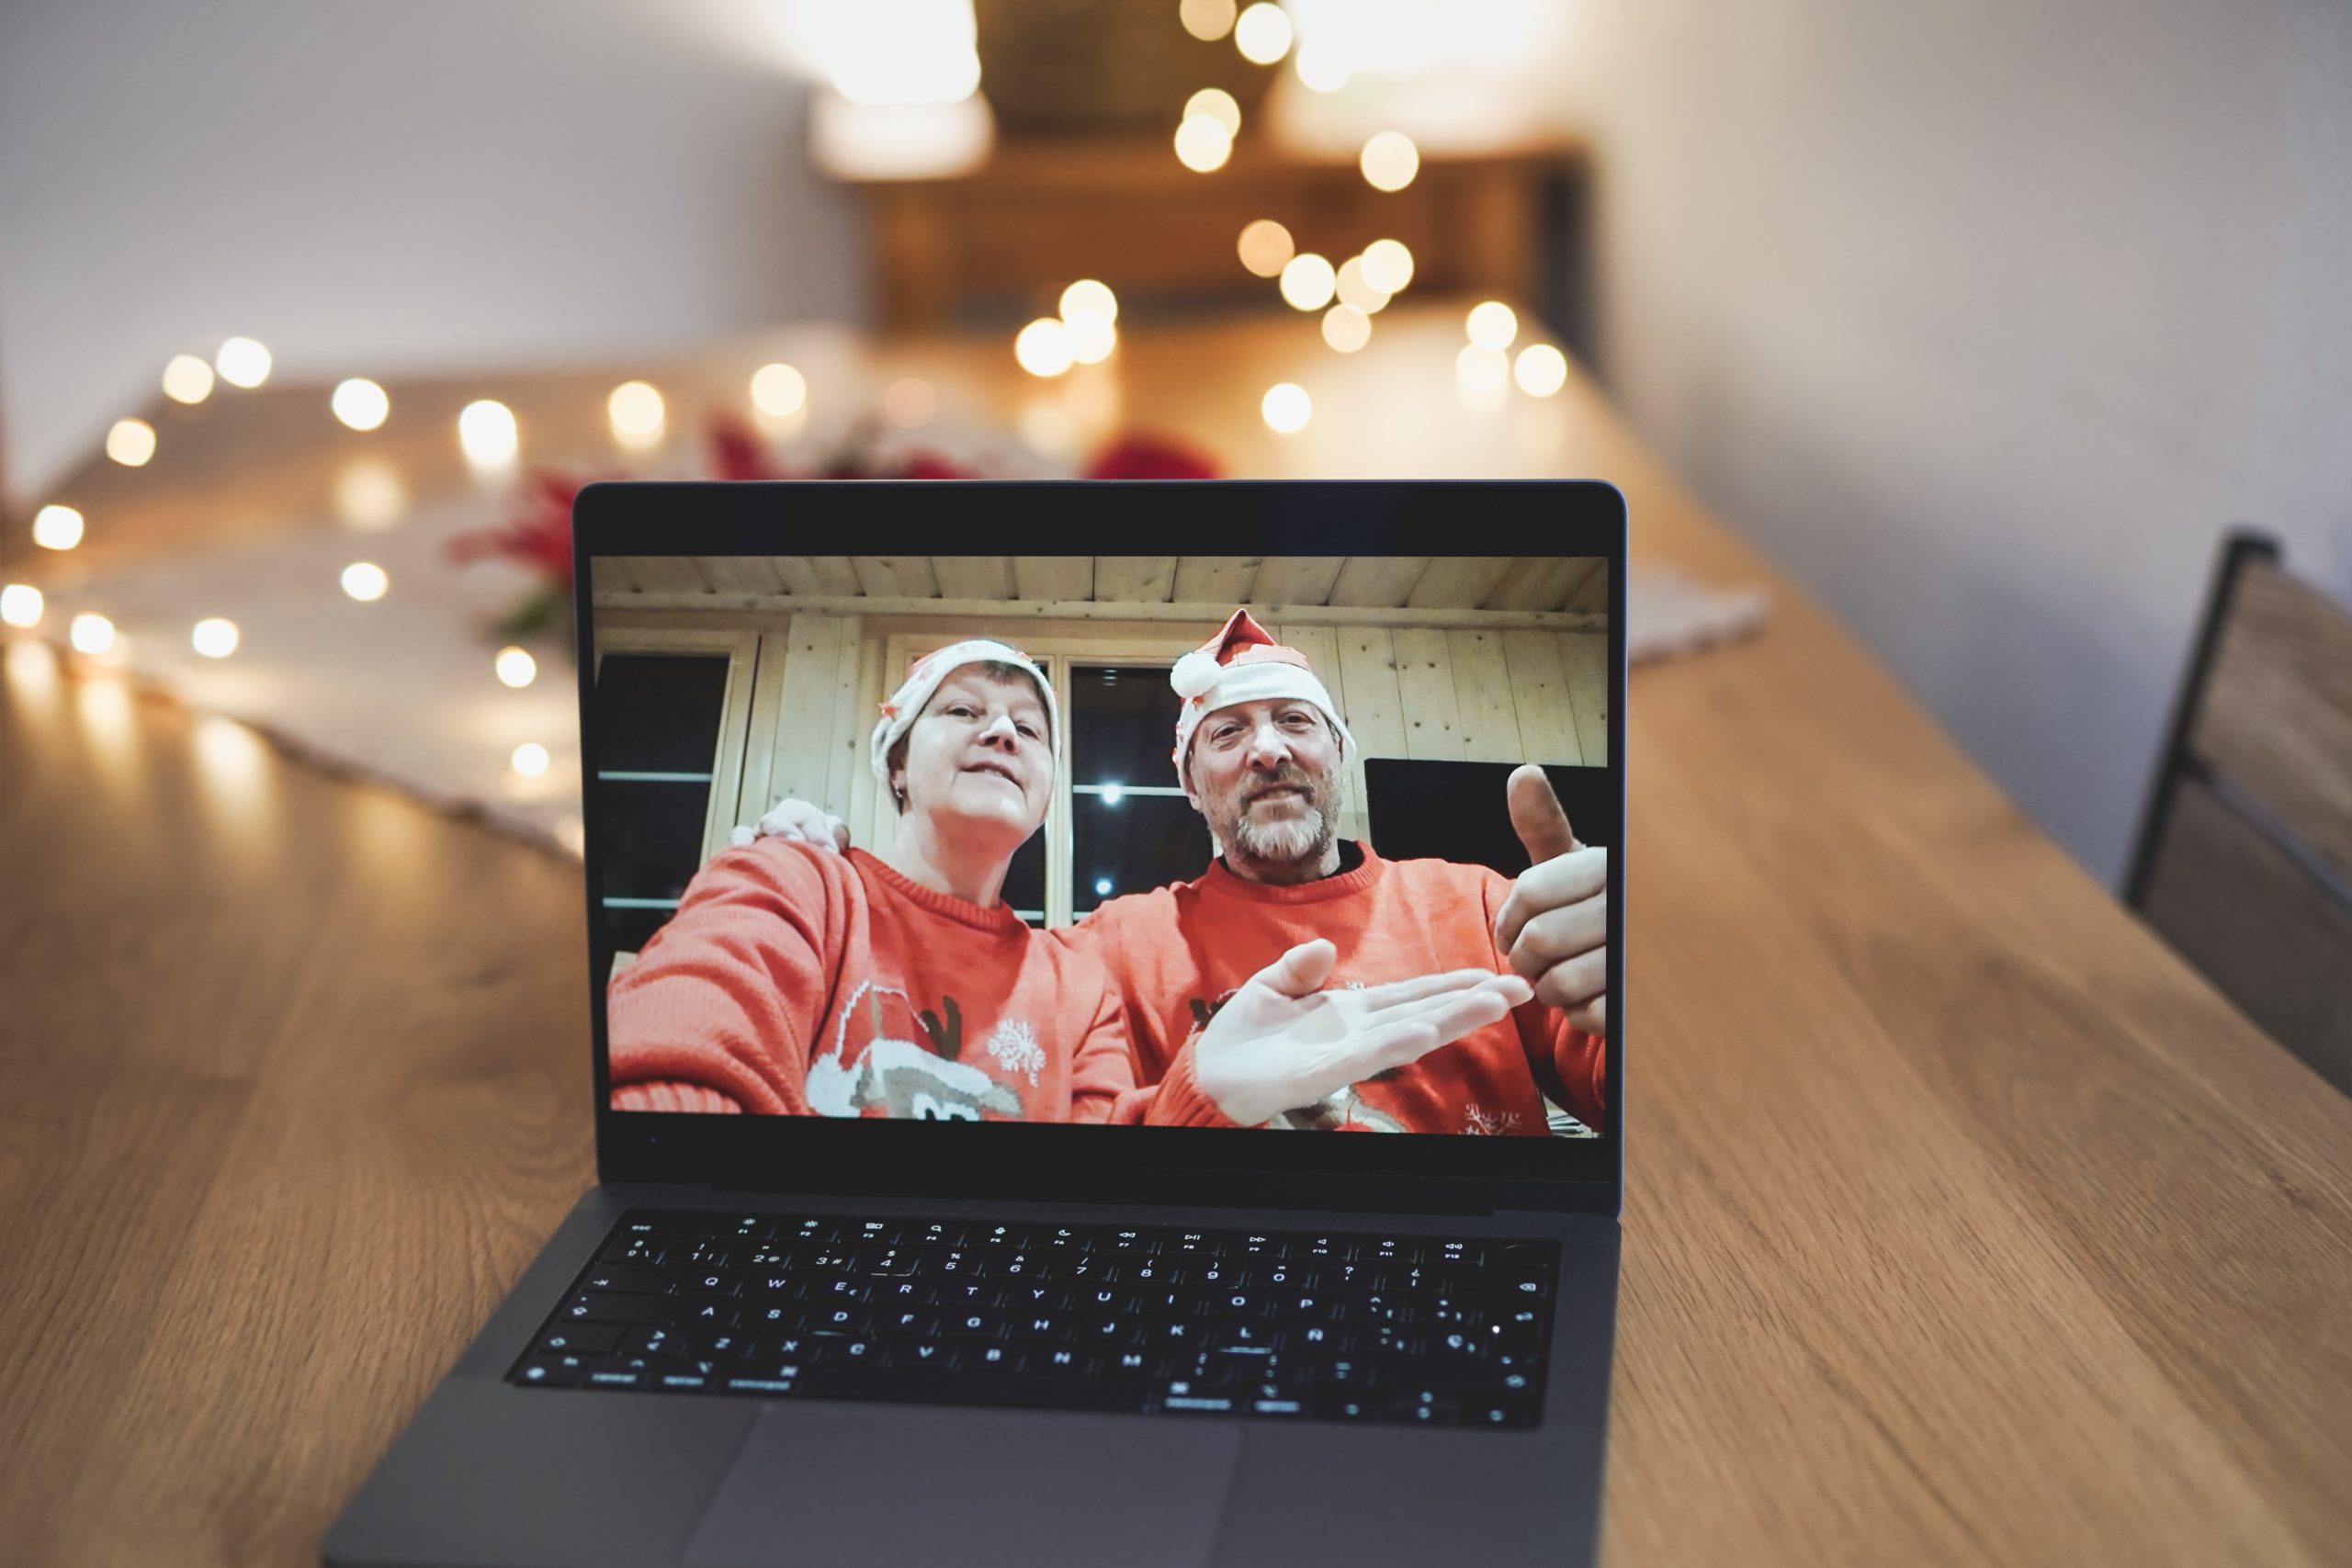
[1217, 780, 1340, 869]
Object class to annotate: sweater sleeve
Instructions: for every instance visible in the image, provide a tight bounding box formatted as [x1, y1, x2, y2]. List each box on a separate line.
[605, 842, 845, 1114]
[1103, 1043, 1242, 1128]
[1064, 965, 1142, 1124]
[1482, 869, 1609, 1127]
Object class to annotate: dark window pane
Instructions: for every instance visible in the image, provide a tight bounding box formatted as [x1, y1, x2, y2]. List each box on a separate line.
[594, 653, 730, 774]
[1069, 663, 1182, 787]
[1363, 761, 1614, 876]
[1002, 829, 1046, 919]
[1071, 794, 1213, 913]
[597, 779, 713, 901]
[605, 904, 676, 959]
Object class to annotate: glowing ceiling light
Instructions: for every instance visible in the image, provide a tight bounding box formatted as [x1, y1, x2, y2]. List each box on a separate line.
[1360, 131, 1419, 192]
[458, 399, 519, 466]
[106, 418, 156, 467]
[1182, 88, 1241, 138]
[215, 336, 272, 389]
[1015, 318, 1075, 378]
[1466, 300, 1520, 350]
[1361, 238, 1415, 293]
[1179, 0, 1237, 41]
[1173, 114, 1233, 173]
[331, 378, 390, 431]
[341, 561, 390, 602]
[1279, 253, 1336, 310]
[494, 646, 537, 688]
[1322, 304, 1371, 353]
[69, 613, 116, 654]
[1237, 219, 1294, 278]
[32, 504, 85, 551]
[511, 742, 550, 778]
[191, 617, 240, 658]
[1058, 278, 1118, 323]
[162, 354, 215, 404]
[0, 584, 42, 628]
[750, 362, 808, 417]
[1514, 344, 1569, 397]
[1233, 3, 1293, 64]
[1456, 344, 1510, 393]
[1261, 382, 1311, 434]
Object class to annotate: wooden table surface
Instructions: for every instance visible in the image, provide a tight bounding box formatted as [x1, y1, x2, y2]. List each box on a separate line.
[4, 303, 2349, 1566]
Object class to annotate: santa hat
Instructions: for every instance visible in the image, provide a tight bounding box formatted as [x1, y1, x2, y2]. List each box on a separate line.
[1169, 609, 1355, 793]
[871, 639, 1058, 799]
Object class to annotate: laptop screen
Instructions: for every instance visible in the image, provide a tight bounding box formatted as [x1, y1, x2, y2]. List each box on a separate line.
[582, 542, 1618, 1158]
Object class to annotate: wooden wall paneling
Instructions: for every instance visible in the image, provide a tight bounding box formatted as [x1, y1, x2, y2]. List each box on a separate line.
[850, 557, 942, 599]
[1562, 559, 1609, 615]
[771, 558, 824, 597]
[1393, 627, 1464, 760]
[821, 617, 871, 848]
[593, 558, 643, 594]
[1278, 624, 1367, 845]
[1328, 557, 1431, 607]
[1251, 557, 1345, 607]
[1486, 555, 1587, 612]
[1447, 627, 1522, 762]
[734, 631, 794, 830]
[809, 558, 865, 596]
[1408, 558, 1516, 610]
[931, 556, 1017, 599]
[1170, 556, 1262, 604]
[1500, 628, 1586, 765]
[767, 615, 854, 811]
[1559, 632, 1611, 765]
[695, 556, 788, 595]
[1334, 626, 1407, 848]
[625, 557, 710, 594]
[1093, 556, 1178, 604]
[845, 628, 888, 852]
[1013, 557, 1092, 600]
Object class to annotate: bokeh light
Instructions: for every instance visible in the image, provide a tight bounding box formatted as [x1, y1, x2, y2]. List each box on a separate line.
[1261, 382, 1312, 434]
[334, 457, 408, 532]
[1279, 253, 1337, 310]
[1237, 219, 1295, 277]
[1360, 131, 1419, 192]
[162, 354, 215, 404]
[0, 584, 42, 628]
[1234, 3, 1294, 63]
[511, 742, 550, 778]
[883, 377, 937, 428]
[106, 418, 156, 467]
[1066, 315, 1117, 365]
[1174, 114, 1234, 173]
[1335, 256, 1391, 313]
[32, 504, 84, 551]
[191, 617, 240, 658]
[750, 362, 808, 417]
[215, 336, 273, 389]
[1321, 305, 1372, 353]
[608, 380, 665, 445]
[1179, 0, 1238, 41]
[1514, 344, 1569, 397]
[332, 378, 390, 431]
[1467, 300, 1520, 350]
[341, 561, 390, 602]
[1058, 278, 1118, 323]
[1015, 318, 1075, 378]
[1456, 344, 1510, 393]
[1183, 88, 1241, 138]
[458, 400, 519, 466]
[1361, 238, 1416, 293]
[495, 646, 537, 688]
[69, 613, 116, 654]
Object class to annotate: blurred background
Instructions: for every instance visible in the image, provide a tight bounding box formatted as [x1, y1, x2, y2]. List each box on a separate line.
[1, 0, 2346, 896]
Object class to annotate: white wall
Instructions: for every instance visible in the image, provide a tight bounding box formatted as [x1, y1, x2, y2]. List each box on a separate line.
[0, 0, 866, 502]
[1557, 0, 2352, 886]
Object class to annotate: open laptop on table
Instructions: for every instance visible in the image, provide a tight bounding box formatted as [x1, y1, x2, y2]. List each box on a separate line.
[327, 479, 1627, 1567]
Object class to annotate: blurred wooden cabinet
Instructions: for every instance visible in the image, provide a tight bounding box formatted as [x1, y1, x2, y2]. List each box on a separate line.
[839, 134, 1584, 330]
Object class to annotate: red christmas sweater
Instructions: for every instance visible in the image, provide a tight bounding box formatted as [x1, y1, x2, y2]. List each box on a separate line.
[1068, 844, 1606, 1136]
[607, 843, 1231, 1124]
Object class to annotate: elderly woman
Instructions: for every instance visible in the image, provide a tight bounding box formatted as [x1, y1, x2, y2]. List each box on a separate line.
[608, 639, 1527, 1123]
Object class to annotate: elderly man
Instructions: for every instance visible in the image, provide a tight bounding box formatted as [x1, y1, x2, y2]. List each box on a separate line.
[743, 610, 1610, 1136]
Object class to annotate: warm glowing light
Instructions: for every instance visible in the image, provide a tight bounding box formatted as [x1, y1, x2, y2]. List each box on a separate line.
[1335, 256, 1390, 313]
[1173, 114, 1233, 173]
[215, 336, 272, 389]
[1467, 300, 1520, 350]
[1066, 315, 1117, 365]
[1233, 3, 1293, 63]
[1261, 382, 1311, 434]
[106, 418, 156, 467]
[32, 504, 84, 551]
[458, 400, 519, 466]
[191, 617, 240, 658]
[0, 584, 41, 628]
[1295, 45, 1350, 93]
[341, 561, 390, 602]
[1279, 253, 1336, 310]
[1179, 0, 1237, 41]
[494, 646, 537, 688]
[1183, 88, 1241, 138]
[608, 380, 665, 445]
[1515, 344, 1569, 397]
[823, 0, 981, 106]
[883, 377, 936, 428]
[334, 458, 407, 532]
[1360, 130, 1419, 192]
[1237, 219, 1294, 277]
[1058, 278, 1118, 324]
[332, 378, 390, 431]
[1015, 318, 1075, 378]
[751, 362, 808, 417]
[1456, 344, 1510, 393]
[162, 354, 215, 404]
[1361, 238, 1415, 293]
[69, 613, 116, 654]
[511, 742, 550, 778]
[1321, 304, 1372, 353]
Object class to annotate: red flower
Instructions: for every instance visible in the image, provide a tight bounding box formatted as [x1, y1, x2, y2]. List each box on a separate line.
[708, 413, 789, 481]
[447, 469, 588, 589]
[1081, 433, 1221, 479]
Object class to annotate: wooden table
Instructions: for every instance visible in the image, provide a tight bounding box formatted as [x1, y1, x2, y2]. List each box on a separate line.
[4, 303, 2349, 1566]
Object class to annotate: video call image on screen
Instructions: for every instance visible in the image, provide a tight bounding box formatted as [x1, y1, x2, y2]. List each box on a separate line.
[592, 556, 1611, 1138]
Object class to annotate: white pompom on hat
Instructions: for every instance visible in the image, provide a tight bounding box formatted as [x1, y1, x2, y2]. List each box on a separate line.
[871, 638, 1058, 799]
[1169, 608, 1355, 794]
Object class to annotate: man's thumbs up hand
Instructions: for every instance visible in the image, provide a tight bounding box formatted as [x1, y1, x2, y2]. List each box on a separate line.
[1494, 764, 1610, 1034]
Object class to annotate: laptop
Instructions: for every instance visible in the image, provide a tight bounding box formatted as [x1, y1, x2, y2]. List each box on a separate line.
[326, 479, 1626, 1567]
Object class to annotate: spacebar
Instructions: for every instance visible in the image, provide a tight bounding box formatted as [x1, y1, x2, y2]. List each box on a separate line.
[798, 1365, 1148, 1413]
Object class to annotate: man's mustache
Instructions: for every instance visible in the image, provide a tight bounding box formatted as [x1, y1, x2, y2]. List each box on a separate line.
[1241, 769, 1324, 807]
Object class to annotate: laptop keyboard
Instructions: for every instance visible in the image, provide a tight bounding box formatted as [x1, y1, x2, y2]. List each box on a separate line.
[509, 1210, 1556, 1427]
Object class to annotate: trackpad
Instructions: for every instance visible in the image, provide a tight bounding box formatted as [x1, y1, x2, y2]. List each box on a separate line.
[685, 1404, 1241, 1568]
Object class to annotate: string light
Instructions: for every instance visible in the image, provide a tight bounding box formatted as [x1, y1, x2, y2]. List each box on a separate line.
[1261, 382, 1311, 434]
[215, 337, 273, 389]
[1360, 131, 1419, 192]
[32, 504, 85, 551]
[1455, 344, 1510, 393]
[458, 400, 519, 466]
[69, 613, 116, 655]
[191, 618, 240, 658]
[1179, 0, 1237, 41]
[341, 561, 390, 602]
[0, 584, 41, 629]
[1514, 344, 1568, 397]
[607, 380, 665, 446]
[1335, 256, 1391, 313]
[1173, 114, 1233, 173]
[750, 362, 808, 417]
[331, 378, 390, 431]
[494, 646, 537, 688]
[106, 418, 156, 467]
[1321, 305, 1371, 353]
[1361, 238, 1415, 292]
[1183, 88, 1241, 138]
[1015, 318, 1075, 378]
[162, 355, 215, 404]
[1233, 3, 1293, 63]
[1279, 254, 1336, 310]
[1237, 219, 1295, 277]
[511, 742, 550, 778]
[1466, 300, 1519, 350]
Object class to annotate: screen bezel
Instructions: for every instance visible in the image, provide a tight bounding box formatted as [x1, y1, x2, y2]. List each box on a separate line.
[574, 480, 1625, 1215]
